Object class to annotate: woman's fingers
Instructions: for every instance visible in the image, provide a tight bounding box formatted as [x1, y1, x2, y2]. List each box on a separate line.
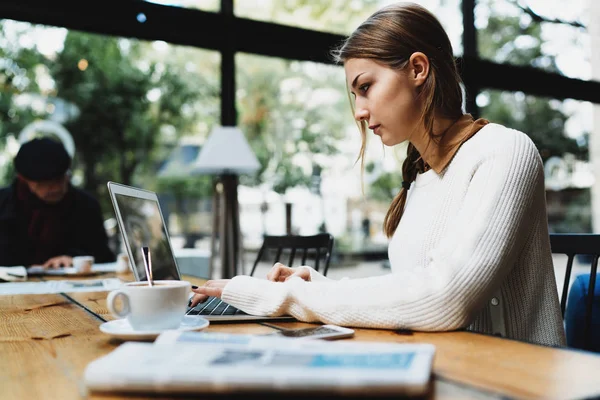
[297, 266, 311, 281]
[194, 285, 224, 297]
[267, 263, 289, 282]
[189, 287, 221, 307]
[268, 264, 311, 282]
[266, 263, 281, 281]
[189, 280, 230, 307]
[284, 266, 311, 282]
[189, 293, 209, 308]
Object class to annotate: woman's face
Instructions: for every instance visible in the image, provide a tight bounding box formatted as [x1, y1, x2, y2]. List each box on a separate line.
[344, 58, 421, 147]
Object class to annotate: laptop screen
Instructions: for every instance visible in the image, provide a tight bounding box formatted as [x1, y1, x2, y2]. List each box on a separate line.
[114, 193, 180, 281]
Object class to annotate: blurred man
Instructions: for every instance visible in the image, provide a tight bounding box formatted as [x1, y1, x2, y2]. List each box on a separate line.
[0, 137, 115, 267]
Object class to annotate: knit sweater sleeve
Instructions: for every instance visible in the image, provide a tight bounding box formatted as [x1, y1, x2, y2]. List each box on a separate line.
[307, 266, 334, 282]
[222, 132, 542, 331]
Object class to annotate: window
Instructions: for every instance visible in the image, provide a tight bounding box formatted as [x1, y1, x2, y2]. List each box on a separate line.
[235, 52, 405, 252]
[2, 0, 599, 275]
[478, 89, 593, 233]
[235, 0, 463, 55]
[0, 19, 220, 248]
[475, 0, 590, 80]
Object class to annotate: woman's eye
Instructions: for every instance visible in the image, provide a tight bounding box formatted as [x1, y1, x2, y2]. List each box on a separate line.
[359, 83, 370, 93]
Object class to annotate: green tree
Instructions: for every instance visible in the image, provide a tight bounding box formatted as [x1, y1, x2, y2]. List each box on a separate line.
[235, 0, 396, 196]
[0, 21, 47, 183]
[477, 4, 585, 162]
[48, 31, 208, 205]
[366, 161, 402, 202]
[237, 54, 350, 195]
[479, 91, 584, 162]
[236, 0, 382, 35]
[477, 1, 590, 232]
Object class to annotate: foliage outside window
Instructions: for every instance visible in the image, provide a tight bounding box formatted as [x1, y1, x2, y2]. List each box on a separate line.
[1, 0, 597, 248]
[479, 90, 592, 232]
[235, 0, 463, 55]
[0, 21, 220, 239]
[476, 0, 593, 233]
[475, 0, 591, 80]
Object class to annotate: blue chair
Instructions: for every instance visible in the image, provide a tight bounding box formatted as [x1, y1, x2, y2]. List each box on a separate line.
[550, 234, 600, 352]
[564, 273, 600, 352]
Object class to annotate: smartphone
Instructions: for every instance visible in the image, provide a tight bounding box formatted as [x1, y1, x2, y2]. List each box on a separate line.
[269, 325, 355, 340]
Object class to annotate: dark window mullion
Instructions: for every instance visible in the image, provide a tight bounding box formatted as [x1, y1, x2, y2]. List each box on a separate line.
[462, 0, 480, 118]
[221, 0, 236, 126]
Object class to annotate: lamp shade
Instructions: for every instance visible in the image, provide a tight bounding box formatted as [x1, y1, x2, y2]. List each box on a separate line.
[192, 126, 260, 175]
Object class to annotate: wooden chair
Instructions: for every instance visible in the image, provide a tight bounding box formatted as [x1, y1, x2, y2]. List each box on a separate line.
[249, 234, 335, 277]
[549, 233, 599, 351]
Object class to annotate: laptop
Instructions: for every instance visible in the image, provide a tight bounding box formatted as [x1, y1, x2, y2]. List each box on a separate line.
[107, 181, 295, 323]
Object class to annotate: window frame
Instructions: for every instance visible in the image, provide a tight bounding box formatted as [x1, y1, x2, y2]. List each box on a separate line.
[1, 0, 599, 122]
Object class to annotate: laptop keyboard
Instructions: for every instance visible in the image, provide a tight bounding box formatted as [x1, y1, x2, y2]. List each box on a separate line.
[186, 296, 247, 316]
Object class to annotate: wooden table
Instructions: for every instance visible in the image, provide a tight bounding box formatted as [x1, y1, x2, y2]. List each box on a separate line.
[2, 273, 600, 400]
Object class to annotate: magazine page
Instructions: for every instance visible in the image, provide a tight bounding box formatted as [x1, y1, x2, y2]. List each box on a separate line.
[84, 339, 435, 396]
[155, 330, 295, 346]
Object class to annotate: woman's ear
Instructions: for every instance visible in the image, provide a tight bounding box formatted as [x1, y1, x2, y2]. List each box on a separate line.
[408, 52, 430, 88]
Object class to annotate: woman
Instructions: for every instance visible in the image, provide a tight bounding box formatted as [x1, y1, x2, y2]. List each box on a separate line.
[191, 2, 566, 347]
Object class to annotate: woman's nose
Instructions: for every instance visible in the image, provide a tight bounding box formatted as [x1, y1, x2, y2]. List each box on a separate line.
[354, 107, 369, 122]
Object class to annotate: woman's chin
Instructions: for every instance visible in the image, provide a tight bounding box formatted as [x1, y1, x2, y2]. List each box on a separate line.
[379, 135, 399, 147]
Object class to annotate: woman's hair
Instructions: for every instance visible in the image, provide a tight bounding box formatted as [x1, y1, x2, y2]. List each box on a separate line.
[332, 2, 464, 237]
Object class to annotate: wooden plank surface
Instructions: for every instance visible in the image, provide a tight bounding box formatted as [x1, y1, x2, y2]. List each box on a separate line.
[1, 290, 493, 400]
[3, 272, 600, 400]
[0, 292, 115, 399]
[66, 275, 600, 399]
[64, 273, 600, 399]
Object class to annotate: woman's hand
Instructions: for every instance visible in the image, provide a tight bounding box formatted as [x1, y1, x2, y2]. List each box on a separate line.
[189, 279, 230, 307]
[266, 263, 311, 282]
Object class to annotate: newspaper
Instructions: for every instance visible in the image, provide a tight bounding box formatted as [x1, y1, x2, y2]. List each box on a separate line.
[0, 263, 120, 282]
[0, 278, 123, 295]
[84, 332, 436, 396]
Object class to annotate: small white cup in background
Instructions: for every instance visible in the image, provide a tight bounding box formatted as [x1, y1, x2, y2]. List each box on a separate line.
[116, 253, 130, 274]
[106, 280, 191, 331]
[72, 255, 94, 274]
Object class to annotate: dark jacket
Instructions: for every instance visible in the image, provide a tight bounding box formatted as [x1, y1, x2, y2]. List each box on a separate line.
[0, 182, 115, 266]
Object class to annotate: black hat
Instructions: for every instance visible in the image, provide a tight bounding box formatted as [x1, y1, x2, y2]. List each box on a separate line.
[14, 137, 71, 181]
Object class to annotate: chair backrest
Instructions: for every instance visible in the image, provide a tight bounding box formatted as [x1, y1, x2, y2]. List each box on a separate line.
[549, 233, 599, 350]
[249, 233, 335, 277]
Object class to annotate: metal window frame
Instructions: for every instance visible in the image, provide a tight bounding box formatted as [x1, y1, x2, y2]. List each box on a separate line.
[1, 0, 599, 123]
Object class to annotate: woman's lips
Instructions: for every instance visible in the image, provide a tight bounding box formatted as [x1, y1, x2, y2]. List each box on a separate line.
[369, 124, 381, 135]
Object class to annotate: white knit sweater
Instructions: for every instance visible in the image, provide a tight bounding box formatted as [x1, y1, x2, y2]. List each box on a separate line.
[222, 124, 567, 347]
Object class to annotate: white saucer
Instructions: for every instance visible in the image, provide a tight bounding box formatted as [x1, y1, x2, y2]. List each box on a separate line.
[99, 316, 210, 341]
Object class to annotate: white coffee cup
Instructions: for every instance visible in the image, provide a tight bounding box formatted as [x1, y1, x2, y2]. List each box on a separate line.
[72, 256, 94, 274]
[106, 280, 191, 331]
